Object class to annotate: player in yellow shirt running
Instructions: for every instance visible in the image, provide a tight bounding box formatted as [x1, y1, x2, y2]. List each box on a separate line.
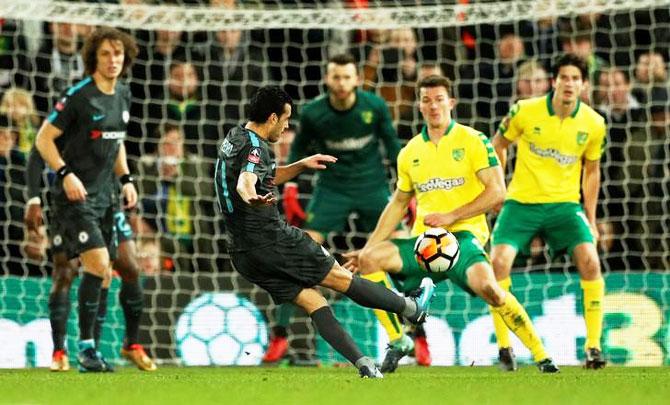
[490, 53, 607, 370]
[344, 75, 558, 374]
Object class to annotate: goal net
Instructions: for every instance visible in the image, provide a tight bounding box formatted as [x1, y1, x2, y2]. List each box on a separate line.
[0, 0, 669, 368]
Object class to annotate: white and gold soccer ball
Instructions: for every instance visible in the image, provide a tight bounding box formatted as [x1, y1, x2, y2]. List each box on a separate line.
[414, 227, 460, 273]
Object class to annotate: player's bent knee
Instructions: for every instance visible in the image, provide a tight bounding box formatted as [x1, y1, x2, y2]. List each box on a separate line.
[358, 242, 398, 274]
[319, 264, 353, 293]
[574, 243, 602, 280]
[490, 247, 515, 278]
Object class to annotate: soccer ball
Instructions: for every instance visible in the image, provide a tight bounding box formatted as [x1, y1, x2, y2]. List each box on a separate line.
[414, 227, 460, 273]
[175, 293, 268, 366]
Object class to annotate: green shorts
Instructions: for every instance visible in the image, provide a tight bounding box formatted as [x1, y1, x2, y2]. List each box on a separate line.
[306, 185, 390, 235]
[390, 231, 488, 296]
[491, 200, 595, 257]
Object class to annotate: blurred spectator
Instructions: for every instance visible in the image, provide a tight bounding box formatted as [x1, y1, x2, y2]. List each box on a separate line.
[129, 29, 188, 157]
[595, 67, 645, 190]
[0, 19, 31, 92]
[135, 237, 168, 276]
[625, 87, 669, 270]
[593, 67, 645, 270]
[135, 123, 214, 272]
[519, 13, 560, 66]
[476, 33, 526, 135]
[205, 29, 267, 137]
[0, 114, 29, 275]
[32, 22, 84, 117]
[631, 52, 669, 104]
[363, 29, 417, 92]
[0, 88, 39, 155]
[145, 59, 220, 161]
[561, 32, 607, 88]
[514, 59, 550, 101]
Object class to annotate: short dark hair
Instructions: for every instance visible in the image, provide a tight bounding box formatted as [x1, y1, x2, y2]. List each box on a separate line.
[81, 27, 138, 76]
[248, 86, 292, 124]
[417, 75, 453, 97]
[328, 53, 356, 66]
[552, 53, 589, 82]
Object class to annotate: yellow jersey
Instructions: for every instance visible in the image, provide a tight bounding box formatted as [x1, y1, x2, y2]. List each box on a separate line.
[397, 120, 499, 245]
[498, 93, 606, 203]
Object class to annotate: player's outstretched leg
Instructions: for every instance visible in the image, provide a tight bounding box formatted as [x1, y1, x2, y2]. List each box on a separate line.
[294, 288, 382, 378]
[326, 267, 435, 325]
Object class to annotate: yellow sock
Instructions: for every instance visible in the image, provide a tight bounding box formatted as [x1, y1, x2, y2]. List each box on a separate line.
[581, 278, 605, 351]
[362, 272, 403, 342]
[493, 292, 548, 362]
[489, 277, 512, 349]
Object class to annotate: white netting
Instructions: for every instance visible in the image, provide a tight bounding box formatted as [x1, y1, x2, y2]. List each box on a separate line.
[0, 0, 669, 367]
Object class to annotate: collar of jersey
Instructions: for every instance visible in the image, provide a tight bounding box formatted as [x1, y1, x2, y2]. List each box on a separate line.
[244, 127, 268, 144]
[421, 119, 456, 142]
[546, 91, 581, 118]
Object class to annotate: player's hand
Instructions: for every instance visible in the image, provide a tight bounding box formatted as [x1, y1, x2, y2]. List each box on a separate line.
[342, 250, 362, 273]
[23, 226, 46, 261]
[282, 182, 306, 226]
[424, 212, 457, 228]
[63, 173, 87, 202]
[301, 154, 337, 170]
[24, 203, 44, 233]
[492, 201, 503, 214]
[122, 182, 138, 209]
[248, 192, 277, 207]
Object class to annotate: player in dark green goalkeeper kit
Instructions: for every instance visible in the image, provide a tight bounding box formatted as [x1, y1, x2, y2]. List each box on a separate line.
[264, 53, 403, 363]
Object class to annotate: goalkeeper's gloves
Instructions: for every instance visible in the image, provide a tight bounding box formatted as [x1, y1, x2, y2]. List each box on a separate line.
[282, 182, 306, 226]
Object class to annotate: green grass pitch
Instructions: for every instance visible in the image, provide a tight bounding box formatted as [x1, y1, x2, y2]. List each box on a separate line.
[1, 366, 669, 404]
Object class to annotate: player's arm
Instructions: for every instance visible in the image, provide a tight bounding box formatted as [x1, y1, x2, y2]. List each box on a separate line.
[236, 171, 276, 207]
[424, 165, 506, 228]
[35, 120, 87, 202]
[24, 146, 46, 233]
[114, 142, 137, 209]
[582, 158, 601, 239]
[365, 188, 414, 248]
[275, 154, 337, 185]
[492, 133, 513, 171]
[493, 102, 522, 170]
